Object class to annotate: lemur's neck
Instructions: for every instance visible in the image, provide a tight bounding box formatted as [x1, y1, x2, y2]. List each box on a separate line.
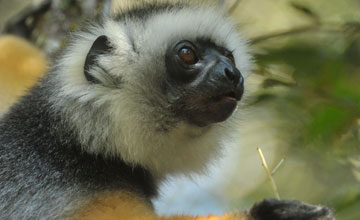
[0, 80, 158, 200]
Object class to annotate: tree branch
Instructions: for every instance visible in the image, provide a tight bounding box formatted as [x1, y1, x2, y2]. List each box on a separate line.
[228, 0, 242, 14]
[250, 23, 360, 45]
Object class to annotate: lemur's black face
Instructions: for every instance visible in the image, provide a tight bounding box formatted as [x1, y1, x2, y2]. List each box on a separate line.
[165, 40, 244, 127]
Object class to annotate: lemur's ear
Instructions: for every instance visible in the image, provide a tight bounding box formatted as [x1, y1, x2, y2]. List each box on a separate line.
[84, 35, 113, 83]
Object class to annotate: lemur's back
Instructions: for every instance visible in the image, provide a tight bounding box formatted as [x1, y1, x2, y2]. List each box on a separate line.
[0, 82, 155, 219]
[0, 83, 76, 219]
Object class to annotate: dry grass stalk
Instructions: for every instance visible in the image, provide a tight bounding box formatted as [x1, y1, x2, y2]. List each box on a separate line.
[257, 147, 281, 200]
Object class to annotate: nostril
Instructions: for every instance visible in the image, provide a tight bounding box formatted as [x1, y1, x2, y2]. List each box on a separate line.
[225, 68, 236, 82]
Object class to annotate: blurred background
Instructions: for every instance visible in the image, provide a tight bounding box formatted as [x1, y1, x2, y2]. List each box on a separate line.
[0, 0, 359, 219]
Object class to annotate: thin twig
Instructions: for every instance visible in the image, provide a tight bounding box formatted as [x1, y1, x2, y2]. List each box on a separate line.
[271, 157, 286, 176]
[228, 0, 242, 14]
[257, 147, 281, 200]
[251, 23, 353, 45]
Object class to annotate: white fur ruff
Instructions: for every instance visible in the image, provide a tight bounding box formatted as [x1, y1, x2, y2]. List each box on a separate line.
[49, 3, 252, 178]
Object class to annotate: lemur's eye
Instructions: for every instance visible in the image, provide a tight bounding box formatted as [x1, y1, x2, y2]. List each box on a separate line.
[178, 47, 198, 65]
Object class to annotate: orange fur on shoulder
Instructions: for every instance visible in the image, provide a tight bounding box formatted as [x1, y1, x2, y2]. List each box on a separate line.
[0, 35, 48, 113]
[74, 191, 251, 220]
[74, 191, 155, 220]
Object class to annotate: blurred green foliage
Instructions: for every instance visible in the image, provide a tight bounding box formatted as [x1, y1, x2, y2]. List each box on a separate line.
[240, 1, 360, 219]
[256, 36, 360, 149]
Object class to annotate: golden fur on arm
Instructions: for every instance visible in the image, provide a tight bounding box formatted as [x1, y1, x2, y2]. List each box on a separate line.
[74, 191, 252, 220]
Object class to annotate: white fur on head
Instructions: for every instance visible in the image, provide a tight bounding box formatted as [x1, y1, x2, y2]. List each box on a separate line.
[50, 3, 252, 178]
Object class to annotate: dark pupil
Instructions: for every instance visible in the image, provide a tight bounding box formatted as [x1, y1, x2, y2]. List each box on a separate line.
[181, 48, 191, 55]
[179, 47, 195, 64]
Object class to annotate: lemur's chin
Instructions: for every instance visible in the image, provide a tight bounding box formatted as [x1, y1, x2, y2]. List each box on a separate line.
[206, 97, 238, 123]
[183, 96, 238, 127]
[189, 87, 243, 126]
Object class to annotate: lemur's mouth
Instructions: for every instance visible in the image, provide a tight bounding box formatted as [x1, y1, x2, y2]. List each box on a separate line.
[223, 91, 238, 101]
[212, 88, 243, 103]
[173, 87, 243, 127]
